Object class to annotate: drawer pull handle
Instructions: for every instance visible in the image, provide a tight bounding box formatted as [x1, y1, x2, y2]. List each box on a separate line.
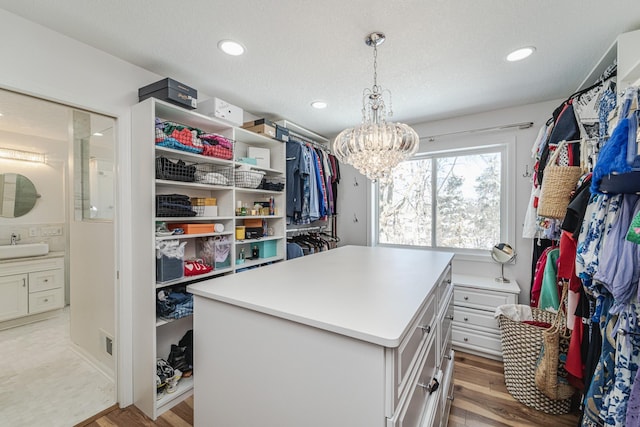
[44, 279, 49, 282]
[419, 324, 431, 334]
[418, 378, 440, 394]
[23, 278, 26, 287]
[446, 315, 454, 320]
[463, 317, 469, 322]
[463, 296, 469, 301]
[463, 337, 469, 342]
[44, 299, 49, 303]
[444, 354, 452, 360]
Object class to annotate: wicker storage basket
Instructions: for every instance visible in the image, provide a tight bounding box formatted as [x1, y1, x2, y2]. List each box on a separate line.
[497, 306, 572, 414]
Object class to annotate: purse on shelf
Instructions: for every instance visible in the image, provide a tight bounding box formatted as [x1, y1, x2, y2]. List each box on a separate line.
[534, 283, 575, 400]
[537, 140, 584, 219]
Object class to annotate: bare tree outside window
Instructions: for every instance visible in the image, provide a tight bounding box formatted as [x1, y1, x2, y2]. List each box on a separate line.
[378, 150, 501, 250]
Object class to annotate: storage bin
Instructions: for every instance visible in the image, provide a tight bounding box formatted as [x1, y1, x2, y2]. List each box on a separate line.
[156, 255, 183, 282]
[256, 240, 277, 258]
[244, 218, 263, 228]
[193, 164, 233, 186]
[139, 78, 197, 109]
[247, 147, 271, 169]
[197, 236, 231, 269]
[168, 223, 215, 234]
[235, 170, 266, 188]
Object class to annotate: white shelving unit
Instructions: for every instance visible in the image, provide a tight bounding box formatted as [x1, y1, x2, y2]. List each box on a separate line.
[131, 98, 287, 419]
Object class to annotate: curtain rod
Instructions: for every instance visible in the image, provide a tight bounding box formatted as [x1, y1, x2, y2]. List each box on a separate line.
[421, 121, 534, 142]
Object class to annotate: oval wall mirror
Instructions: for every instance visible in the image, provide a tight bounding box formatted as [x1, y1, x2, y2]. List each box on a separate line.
[491, 242, 516, 283]
[0, 173, 39, 218]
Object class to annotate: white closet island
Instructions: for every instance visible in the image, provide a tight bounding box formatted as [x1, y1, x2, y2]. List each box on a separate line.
[188, 245, 455, 427]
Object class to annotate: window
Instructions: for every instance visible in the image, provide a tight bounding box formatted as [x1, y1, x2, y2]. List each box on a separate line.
[376, 144, 509, 252]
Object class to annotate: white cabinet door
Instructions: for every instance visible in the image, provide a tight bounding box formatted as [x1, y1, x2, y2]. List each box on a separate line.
[0, 273, 28, 321]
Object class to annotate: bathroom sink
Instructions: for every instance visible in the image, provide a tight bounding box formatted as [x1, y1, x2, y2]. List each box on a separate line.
[0, 243, 49, 260]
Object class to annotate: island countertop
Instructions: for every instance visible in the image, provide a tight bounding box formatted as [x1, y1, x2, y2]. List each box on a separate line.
[188, 245, 453, 347]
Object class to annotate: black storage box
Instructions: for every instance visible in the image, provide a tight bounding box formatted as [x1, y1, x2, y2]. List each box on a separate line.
[139, 78, 197, 110]
[244, 227, 264, 239]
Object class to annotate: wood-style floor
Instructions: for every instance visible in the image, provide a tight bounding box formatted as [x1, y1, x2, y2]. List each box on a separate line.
[78, 352, 581, 427]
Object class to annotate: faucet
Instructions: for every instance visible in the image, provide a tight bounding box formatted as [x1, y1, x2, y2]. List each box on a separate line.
[10, 233, 20, 245]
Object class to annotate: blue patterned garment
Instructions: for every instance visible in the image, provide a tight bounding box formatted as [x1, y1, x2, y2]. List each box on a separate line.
[576, 194, 623, 289]
[583, 294, 618, 427]
[604, 299, 640, 426]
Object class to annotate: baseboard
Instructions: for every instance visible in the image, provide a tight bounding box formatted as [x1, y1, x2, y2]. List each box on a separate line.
[70, 341, 116, 382]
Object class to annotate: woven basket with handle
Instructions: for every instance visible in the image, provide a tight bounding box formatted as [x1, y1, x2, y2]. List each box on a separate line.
[498, 306, 573, 414]
[537, 140, 583, 219]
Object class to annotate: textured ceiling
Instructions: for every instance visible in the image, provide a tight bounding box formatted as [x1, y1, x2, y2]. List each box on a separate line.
[1, 1, 640, 139]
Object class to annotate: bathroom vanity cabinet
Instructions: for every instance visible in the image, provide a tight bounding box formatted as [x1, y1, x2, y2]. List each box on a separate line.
[0, 254, 65, 324]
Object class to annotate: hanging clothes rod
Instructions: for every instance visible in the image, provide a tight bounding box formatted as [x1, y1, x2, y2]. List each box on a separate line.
[422, 122, 534, 142]
[289, 131, 330, 151]
[286, 225, 327, 234]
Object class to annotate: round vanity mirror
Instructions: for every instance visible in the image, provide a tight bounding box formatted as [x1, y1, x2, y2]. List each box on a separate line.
[491, 242, 516, 283]
[0, 173, 39, 218]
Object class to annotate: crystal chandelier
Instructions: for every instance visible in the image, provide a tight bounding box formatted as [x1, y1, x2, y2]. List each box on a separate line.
[332, 32, 419, 181]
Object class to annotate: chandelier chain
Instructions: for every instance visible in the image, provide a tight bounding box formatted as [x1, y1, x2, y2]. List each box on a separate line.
[372, 43, 378, 92]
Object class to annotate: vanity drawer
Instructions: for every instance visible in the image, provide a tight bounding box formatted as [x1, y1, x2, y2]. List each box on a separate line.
[387, 334, 438, 427]
[452, 327, 501, 355]
[29, 269, 63, 293]
[454, 287, 513, 311]
[453, 306, 499, 331]
[29, 287, 64, 314]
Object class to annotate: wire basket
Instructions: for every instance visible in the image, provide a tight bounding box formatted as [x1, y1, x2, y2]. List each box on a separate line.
[155, 119, 204, 154]
[258, 176, 285, 192]
[194, 164, 233, 186]
[235, 170, 266, 189]
[497, 306, 572, 414]
[155, 156, 197, 182]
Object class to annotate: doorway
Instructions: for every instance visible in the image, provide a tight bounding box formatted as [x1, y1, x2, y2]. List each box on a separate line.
[0, 88, 117, 426]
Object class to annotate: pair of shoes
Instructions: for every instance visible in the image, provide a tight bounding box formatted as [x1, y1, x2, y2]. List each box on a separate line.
[168, 344, 191, 373]
[184, 260, 213, 276]
[166, 369, 183, 394]
[156, 358, 175, 386]
[156, 375, 166, 400]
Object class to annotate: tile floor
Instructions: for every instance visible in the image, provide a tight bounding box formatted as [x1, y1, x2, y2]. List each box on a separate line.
[0, 307, 115, 427]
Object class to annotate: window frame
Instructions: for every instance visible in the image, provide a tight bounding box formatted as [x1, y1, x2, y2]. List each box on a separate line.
[372, 136, 516, 260]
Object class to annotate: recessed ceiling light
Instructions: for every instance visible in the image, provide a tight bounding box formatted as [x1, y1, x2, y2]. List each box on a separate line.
[506, 46, 536, 62]
[311, 101, 327, 109]
[218, 40, 245, 56]
[92, 132, 103, 137]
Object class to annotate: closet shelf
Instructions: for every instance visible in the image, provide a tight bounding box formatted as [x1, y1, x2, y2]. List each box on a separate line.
[155, 179, 233, 191]
[234, 187, 284, 195]
[156, 146, 234, 166]
[234, 215, 283, 220]
[235, 235, 284, 244]
[235, 255, 284, 269]
[156, 314, 193, 327]
[236, 164, 282, 174]
[155, 231, 233, 241]
[155, 268, 233, 289]
[156, 216, 234, 222]
[156, 375, 194, 411]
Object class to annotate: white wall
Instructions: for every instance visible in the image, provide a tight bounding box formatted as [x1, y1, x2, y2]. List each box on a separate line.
[0, 8, 164, 405]
[338, 99, 564, 304]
